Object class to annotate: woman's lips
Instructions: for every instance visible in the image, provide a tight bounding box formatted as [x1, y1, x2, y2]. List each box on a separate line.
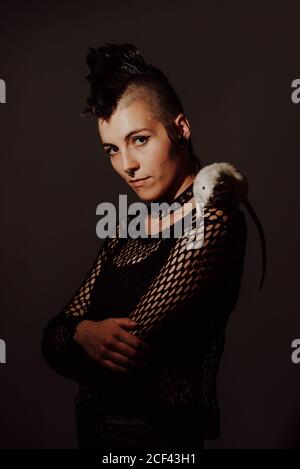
[131, 177, 150, 188]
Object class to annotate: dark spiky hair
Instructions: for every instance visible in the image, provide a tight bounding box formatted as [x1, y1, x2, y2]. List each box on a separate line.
[81, 43, 201, 171]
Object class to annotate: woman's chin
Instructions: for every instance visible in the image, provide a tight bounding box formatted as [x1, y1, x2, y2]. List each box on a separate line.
[131, 184, 159, 202]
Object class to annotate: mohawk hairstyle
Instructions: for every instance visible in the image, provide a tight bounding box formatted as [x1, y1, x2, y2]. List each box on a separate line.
[81, 43, 201, 172]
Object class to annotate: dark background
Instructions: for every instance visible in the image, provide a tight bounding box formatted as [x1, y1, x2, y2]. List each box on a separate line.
[0, 1, 299, 449]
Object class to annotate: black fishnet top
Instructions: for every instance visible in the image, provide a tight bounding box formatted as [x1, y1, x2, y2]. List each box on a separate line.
[41, 183, 247, 440]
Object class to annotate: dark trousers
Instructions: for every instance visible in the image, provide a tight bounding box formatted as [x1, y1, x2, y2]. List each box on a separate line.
[75, 398, 204, 450]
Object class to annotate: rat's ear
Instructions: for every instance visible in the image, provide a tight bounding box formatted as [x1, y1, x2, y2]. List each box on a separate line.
[193, 162, 248, 207]
[214, 163, 248, 206]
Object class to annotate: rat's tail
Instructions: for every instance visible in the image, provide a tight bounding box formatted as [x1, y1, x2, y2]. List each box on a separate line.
[243, 199, 267, 290]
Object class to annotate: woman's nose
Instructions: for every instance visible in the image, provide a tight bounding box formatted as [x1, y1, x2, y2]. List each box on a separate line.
[120, 149, 139, 176]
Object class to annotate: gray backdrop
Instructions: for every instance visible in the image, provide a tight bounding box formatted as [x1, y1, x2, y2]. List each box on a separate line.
[0, 1, 299, 448]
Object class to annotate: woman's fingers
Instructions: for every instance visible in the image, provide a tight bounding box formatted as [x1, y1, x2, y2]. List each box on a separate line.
[106, 336, 146, 361]
[100, 359, 131, 373]
[103, 348, 147, 369]
[100, 354, 146, 373]
[115, 327, 151, 355]
[112, 318, 137, 328]
[111, 318, 150, 354]
[104, 348, 135, 368]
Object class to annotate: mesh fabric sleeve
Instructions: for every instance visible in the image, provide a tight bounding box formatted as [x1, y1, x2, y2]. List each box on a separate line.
[41, 235, 119, 383]
[127, 205, 247, 342]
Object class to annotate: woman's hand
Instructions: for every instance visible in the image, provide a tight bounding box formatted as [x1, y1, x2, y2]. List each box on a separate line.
[73, 318, 150, 373]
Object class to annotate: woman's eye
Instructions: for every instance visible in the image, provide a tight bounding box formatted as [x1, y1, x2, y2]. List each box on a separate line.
[104, 137, 149, 156]
[106, 146, 118, 156]
[133, 135, 150, 145]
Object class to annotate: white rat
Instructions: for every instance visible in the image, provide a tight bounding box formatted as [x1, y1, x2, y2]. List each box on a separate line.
[193, 162, 266, 291]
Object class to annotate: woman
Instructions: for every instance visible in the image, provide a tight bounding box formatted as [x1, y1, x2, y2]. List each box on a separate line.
[41, 43, 247, 449]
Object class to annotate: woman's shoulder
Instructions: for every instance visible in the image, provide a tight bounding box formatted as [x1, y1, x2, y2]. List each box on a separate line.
[203, 203, 247, 232]
[181, 202, 247, 254]
[187, 202, 246, 231]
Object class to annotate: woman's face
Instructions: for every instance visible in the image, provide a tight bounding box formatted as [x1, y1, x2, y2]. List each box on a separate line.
[97, 98, 192, 202]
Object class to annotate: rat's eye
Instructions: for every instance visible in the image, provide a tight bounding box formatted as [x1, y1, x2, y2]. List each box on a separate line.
[202, 186, 205, 190]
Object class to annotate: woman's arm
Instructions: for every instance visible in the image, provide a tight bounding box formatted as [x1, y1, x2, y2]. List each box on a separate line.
[41, 234, 119, 383]
[127, 205, 248, 341]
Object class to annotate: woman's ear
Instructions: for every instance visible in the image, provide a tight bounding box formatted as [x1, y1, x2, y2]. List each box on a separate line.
[174, 113, 191, 141]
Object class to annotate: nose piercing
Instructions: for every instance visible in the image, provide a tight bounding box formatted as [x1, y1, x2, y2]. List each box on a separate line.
[126, 169, 135, 177]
